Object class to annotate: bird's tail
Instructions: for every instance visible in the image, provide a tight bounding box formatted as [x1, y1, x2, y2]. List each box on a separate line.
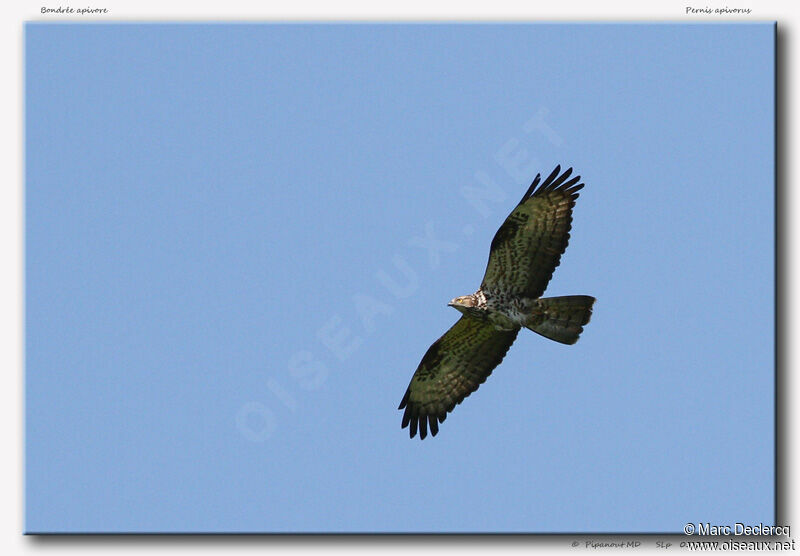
[525, 295, 595, 345]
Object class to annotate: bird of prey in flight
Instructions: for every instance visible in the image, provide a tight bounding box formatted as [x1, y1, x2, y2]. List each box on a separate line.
[398, 165, 595, 439]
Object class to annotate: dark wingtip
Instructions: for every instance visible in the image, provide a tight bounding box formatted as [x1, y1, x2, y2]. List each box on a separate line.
[540, 165, 561, 192]
[429, 416, 439, 437]
[524, 165, 587, 198]
[562, 175, 582, 191]
[550, 167, 573, 189]
[401, 407, 411, 429]
[520, 173, 541, 203]
[401, 410, 444, 439]
[398, 389, 409, 410]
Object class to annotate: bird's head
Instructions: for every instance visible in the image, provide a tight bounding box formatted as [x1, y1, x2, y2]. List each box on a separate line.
[448, 295, 477, 314]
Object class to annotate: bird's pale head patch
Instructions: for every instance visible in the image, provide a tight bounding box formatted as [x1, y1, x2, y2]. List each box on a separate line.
[448, 295, 477, 312]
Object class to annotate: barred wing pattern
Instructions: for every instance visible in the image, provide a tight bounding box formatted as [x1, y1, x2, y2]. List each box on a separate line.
[398, 316, 519, 439]
[481, 166, 584, 299]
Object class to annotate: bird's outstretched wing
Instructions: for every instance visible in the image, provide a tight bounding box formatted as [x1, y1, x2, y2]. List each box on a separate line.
[480, 165, 584, 299]
[398, 317, 519, 439]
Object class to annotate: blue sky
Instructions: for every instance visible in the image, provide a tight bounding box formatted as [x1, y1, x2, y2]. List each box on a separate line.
[25, 23, 774, 533]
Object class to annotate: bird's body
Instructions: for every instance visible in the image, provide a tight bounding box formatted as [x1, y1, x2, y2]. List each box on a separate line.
[399, 165, 596, 439]
[450, 289, 533, 331]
